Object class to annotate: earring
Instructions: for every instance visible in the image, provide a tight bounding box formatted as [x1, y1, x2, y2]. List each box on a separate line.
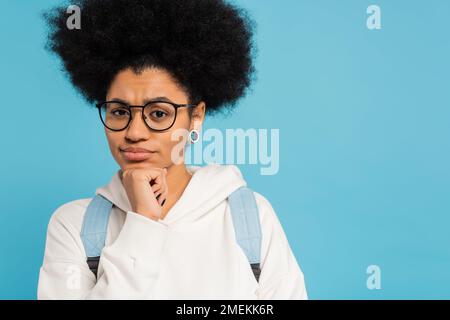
[189, 129, 200, 143]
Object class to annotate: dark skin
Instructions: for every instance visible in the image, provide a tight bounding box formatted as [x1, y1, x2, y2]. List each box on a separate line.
[104, 67, 206, 220]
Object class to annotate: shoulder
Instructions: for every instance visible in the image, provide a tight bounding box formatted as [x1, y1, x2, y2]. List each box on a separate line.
[252, 191, 283, 230]
[229, 187, 283, 231]
[42, 198, 94, 260]
[47, 198, 92, 234]
[251, 190, 293, 253]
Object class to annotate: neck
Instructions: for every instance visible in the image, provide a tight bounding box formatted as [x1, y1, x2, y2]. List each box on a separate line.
[165, 163, 192, 196]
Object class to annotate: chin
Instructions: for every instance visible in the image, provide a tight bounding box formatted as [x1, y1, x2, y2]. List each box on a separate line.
[122, 160, 162, 169]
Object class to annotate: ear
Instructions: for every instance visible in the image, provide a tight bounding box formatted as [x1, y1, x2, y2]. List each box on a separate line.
[189, 101, 206, 131]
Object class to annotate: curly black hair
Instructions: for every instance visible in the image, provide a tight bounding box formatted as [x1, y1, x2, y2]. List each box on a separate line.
[43, 0, 256, 115]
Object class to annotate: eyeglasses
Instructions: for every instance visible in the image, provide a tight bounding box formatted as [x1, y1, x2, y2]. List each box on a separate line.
[96, 100, 198, 132]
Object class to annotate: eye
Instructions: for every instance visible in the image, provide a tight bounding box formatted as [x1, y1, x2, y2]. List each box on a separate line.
[151, 110, 168, 118]
[111, 108, 130, 117]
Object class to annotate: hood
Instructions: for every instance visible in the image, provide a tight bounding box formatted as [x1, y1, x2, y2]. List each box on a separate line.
[95, 163, 247, 224]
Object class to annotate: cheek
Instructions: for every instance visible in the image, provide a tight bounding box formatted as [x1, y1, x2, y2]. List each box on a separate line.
[105, 132, 122, 156]
[158, 131, 186, 158]
[157, 128, 191, 166]
[159, 113, 191, 158]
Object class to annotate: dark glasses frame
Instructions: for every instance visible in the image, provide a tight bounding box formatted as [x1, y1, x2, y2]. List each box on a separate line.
[96, 100, 198, 132]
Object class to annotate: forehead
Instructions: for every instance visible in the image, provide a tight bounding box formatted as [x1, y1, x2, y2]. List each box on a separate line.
[107, 67, 188, 103]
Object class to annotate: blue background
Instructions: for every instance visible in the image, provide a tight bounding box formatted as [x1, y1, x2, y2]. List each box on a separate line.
[1, 0, 449, 299]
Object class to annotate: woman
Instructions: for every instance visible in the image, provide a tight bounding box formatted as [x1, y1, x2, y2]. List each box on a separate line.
[38, 0, 308, 299]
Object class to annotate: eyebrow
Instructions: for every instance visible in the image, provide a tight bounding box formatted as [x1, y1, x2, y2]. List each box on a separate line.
[110, 96, 174, 105]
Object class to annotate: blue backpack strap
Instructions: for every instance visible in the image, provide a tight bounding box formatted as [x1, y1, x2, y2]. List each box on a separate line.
[228, 186, 262, 282]
[80, 194, 113, 277]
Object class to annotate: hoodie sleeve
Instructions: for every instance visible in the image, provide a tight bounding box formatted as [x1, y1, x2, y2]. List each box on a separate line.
[37, 200, 169, 299]
[253, 192, 308, 300]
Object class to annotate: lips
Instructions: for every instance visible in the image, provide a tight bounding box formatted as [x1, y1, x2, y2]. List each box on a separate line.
[120, 147, 154, 153]
[120, 147, 156, 161]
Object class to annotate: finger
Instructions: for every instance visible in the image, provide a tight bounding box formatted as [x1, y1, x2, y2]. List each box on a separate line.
[157, 192, 163, 206]
[145, 168, 167, 199]
[159, 196, 166, 207]
[152, 177, 166, 193]
[153, 169, 167, 189]
[153, 181, 167, 200]
[145, 168, 165, 185]
[158, 190, 168, 206]
[155, 185, 167, 201]
[154, 169, 168, 194]
[149, 174, 162, 187]
[161, 169, 168, 191]
[157, 189, 167, 205]
[151, 183, 163, 194]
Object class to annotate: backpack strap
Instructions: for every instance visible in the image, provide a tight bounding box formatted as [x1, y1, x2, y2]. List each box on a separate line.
[81, 188, 263, 283]
[80, 194, 113, 278]
[228, 186, 263, 282]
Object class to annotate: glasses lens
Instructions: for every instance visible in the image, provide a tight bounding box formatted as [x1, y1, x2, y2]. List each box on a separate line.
[144, 102, 176, 131]
[100, 102, 130, 131]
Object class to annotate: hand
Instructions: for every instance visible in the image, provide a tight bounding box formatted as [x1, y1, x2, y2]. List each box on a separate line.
[120, 167, 168, 220]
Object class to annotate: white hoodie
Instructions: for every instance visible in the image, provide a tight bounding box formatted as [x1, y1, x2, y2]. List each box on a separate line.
[37, 164, 308, 299]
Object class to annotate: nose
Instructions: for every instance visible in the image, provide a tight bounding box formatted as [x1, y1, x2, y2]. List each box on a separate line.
[124, 108, 150, 141]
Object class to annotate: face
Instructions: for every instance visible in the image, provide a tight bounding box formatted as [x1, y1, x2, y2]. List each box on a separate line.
[104, 67, 205, 171]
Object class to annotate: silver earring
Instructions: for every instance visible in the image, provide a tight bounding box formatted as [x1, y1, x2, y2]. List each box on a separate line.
[189, 129, 199, 143]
